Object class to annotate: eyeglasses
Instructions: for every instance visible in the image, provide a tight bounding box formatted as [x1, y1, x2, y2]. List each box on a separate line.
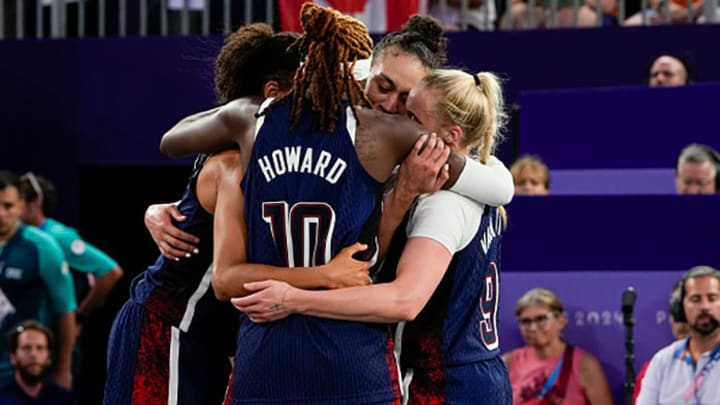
[517, 313, 555, 329]
[20, 172, 43, 200]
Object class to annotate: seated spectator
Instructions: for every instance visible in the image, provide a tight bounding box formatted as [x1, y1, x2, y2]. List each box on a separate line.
[647, 55, 691, 87]
[503, 288, 612, 405]
[499, 0, 614, 29]
[510, 155, 550, 196]
[636, 266, 720, 404]
[0, 320, 74, 405]
[675, 143, 719, 195]
[428, 0, 496, 31]
[632, 279, 690, 403]
[625, 0, 703, 25]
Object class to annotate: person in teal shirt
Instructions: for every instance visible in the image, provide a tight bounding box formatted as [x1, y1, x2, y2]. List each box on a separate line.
[18, 173, 123, 324]
[0, 170, 77, 389]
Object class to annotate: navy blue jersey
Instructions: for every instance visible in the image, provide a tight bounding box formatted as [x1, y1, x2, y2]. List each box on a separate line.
[235, 99, 398, 404]
[399, 206, 504, 369]
[130, 154, 238, 356]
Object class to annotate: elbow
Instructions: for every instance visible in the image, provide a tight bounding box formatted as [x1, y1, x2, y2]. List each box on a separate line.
[111, 265, 124, 281]
[394, 295, 426, 322]
[497, 183, 514, 206]
[211, 268, 232, 301]
[159, 134, 179, 158]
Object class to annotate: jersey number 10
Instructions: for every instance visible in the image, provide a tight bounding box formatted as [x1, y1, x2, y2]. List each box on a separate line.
[262, 201, 336, 267]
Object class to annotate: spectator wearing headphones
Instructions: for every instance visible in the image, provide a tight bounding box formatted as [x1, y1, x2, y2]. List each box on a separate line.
[633, 279, 690, 403]
[636, 266, 720, 404]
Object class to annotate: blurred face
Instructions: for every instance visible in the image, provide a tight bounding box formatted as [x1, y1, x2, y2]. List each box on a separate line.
[0, 186, 23, 240]
[365, 48, 429, 115]
[684, 276, 720, 337]
[10, 330, 51, 384]
[517, 305, 565, 348]
[649, 56, 687, 88]
[675, 161, 716, 195]
[514, 167, 549, 196]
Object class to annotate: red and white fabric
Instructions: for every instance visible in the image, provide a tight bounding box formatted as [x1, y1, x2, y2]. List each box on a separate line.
[278, 0, 424, 33]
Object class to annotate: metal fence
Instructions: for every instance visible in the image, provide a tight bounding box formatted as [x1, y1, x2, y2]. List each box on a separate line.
[0, 0, 717, 40]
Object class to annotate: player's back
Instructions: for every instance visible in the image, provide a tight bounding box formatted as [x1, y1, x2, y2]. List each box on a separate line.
[129, 154, 237, 355]
[236, 99, 398, 404]
[400, 203, 504, 369]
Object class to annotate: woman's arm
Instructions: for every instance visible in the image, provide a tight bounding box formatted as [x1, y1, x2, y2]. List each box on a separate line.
[579, 352, 613, 405]
[377, 134, 450, 259]
[235, 236, 453, 323]
[232, 191, 476, 323]
[448, 156, 514, 206]
[209, 151, 371, 301]
[160, 98, 260, 158]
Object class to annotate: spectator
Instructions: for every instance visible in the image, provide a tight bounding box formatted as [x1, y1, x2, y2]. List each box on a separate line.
[636, 266, 720, 404]
[428, 0, 497, 31]
[502, 288, 613, 405]
[499, 0, 613, 29]
[675, 143, 719, 195]
[510, 155, 550, 195]
[647, 55, 690, 87]
[625, 0, 703, 25]
[633, 279, 690, 403]
[0, 320, 74, 404]
[18, 173, 123, 328]
[0, 170, 76, 390]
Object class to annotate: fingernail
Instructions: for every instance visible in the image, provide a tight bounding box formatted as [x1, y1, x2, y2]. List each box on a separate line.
[193, 248, 199, 254]
[185, 253, 192, 258]
[174, 257, 180, 262]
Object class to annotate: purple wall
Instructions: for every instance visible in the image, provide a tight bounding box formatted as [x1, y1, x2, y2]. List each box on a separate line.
[1, 26, 719, 405]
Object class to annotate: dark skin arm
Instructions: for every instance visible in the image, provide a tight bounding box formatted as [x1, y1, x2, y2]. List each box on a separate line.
[159, 97, 261, 159]
[353, 107, 466, 185]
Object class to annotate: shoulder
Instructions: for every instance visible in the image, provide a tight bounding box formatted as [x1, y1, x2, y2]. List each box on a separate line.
[577, 348, 604, 374]
[22, 226, 63, 253]
[43, 381, 74, 401]
[648, 339, 686, 368]
[412, 191, 484, 227]
[206, 149, 243, 170]
[356, 107, 425, 138]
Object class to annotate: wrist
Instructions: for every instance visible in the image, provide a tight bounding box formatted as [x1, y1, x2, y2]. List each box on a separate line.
[387, 187, 416, 211]
[284, 288, 306, 315]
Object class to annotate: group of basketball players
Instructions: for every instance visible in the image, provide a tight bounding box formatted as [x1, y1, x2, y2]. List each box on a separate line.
[104, 3, 515, 404]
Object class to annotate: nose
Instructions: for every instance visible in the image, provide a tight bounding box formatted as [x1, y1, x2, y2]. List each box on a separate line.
[379, 94, 399, 115]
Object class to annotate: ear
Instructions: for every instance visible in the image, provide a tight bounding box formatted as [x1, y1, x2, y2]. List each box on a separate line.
[263, 80, 281, 98]
[444, 124, 463, 146]
[557, 312, 568, 330]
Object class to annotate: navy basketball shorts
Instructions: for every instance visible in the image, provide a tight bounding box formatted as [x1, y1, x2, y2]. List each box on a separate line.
[103, 293, 231, 405]
[403, 356, 511, 405]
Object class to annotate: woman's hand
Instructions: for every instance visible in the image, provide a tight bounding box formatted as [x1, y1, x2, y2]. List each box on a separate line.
[231, 280, 295, 323]
[145, 202, 200, 260]
[324, 243, 372, 289]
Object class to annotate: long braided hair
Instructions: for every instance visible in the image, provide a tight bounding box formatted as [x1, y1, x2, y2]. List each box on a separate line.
[272, 3, 374, 133]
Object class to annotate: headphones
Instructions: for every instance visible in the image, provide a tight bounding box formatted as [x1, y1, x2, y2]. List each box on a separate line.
[698, 145, 720, 192]
[669, 266, 720, 323]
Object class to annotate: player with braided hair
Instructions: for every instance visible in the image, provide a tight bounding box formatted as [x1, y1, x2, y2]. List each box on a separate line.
[103, 23, 375, 405]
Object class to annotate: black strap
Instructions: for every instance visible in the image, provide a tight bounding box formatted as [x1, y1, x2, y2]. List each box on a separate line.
[554, 345, 575, 400]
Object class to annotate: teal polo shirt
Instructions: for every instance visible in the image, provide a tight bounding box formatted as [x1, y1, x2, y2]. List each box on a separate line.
[40, 218, 117, 278]
[0, 223, 76, 386]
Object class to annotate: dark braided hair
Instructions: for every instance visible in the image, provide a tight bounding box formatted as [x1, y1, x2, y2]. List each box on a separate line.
[215, 23, 301, 103]
[373, 15, 447, 69]
[274, 3, 373, 133]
